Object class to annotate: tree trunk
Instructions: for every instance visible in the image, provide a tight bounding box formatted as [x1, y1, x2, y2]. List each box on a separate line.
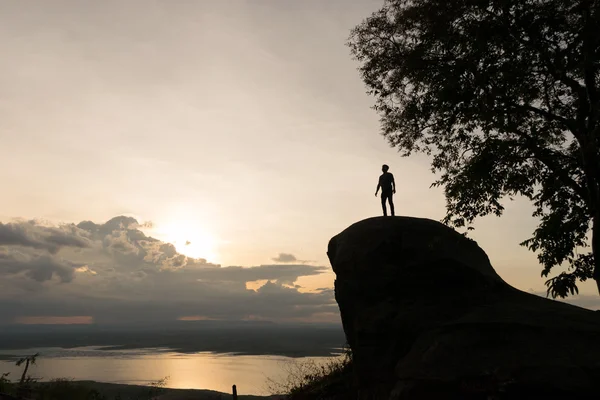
[19, 360, 29, 385]
[593, 214, 600, 294]
[578, 133, 600, 294]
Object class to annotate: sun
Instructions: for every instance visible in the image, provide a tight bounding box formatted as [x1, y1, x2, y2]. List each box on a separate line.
[155, 220, 219, 263]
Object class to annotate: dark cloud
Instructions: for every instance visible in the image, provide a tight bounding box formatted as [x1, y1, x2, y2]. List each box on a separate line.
[0, 221, 90, 253]
[0, 249, 78, 283]
[0, 284, 339, 324]
[0, 215, 335, 324]
[194, 264, 327, 285]
[0, 266, 337, 323]
[78, 216, 138, 235]
[272, 253, 297, 263]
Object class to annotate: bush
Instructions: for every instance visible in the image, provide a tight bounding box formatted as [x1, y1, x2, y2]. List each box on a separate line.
[35, 379, 106, 400]
[0, 376, 170, 400]
[0, 372, 13, 394]
[266, 346, 354, 399]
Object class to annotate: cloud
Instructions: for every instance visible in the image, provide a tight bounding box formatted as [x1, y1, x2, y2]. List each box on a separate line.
[0, 221, 90, 254]
[271, 253, 314, 264]
[0, 248, 78, 283]
[0, 215, 335, 324]
[272, 253, 297, 263]
[75, 265, 97, 275]
[194, 264, 327, 285]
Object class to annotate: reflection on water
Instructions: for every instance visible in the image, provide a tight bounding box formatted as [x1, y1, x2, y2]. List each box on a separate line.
[0, 347, 340, 396]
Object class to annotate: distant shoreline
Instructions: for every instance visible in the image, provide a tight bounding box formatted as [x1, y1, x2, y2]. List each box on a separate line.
[0, 322, 345, 358]
[0, 345, 344, 360]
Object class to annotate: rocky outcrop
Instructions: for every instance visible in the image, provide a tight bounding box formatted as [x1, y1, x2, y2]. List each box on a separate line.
[327, 217, 600, 400]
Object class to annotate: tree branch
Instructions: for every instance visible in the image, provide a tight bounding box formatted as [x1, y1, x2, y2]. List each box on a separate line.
[508, 101, 575, 129]
[492, 5, 589, 131]
[510, 130, 588, 202]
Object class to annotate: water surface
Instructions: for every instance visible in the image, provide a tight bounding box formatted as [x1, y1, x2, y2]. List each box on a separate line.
[0, 347, 341, 396]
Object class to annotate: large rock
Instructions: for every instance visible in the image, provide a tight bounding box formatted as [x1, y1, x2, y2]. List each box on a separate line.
[327, 217, 600, 399]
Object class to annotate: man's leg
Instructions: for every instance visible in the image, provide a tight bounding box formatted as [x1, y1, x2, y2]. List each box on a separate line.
[381, 194, 387, 216]
[388, 195, 395, 216]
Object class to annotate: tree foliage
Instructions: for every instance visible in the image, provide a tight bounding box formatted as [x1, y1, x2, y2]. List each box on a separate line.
[348, 0, 600, 297]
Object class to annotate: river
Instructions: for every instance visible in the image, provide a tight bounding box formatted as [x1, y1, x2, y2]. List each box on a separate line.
[0, 347, 342, 396]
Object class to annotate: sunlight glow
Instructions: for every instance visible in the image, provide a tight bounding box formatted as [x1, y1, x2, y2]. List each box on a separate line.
[246, 279, 269, 292]
[154, 218, 219, 263]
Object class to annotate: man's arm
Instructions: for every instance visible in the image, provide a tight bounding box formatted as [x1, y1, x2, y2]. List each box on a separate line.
[392, 174, 396, 193]
[375, 180, 381, 196]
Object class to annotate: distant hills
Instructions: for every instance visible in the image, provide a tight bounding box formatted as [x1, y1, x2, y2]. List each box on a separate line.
[0, 321, 345, 358]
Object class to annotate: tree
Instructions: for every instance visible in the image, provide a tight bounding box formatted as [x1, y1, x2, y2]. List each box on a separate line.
[16, 353, 38, 385]
[348, 0, 600, 298]
[15, 353, 38, 398]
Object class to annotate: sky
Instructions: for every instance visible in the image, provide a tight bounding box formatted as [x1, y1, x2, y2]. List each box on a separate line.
[0, 0, 598, 325]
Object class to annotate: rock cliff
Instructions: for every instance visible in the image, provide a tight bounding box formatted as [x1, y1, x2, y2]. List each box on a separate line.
[327, 217, 600, 399]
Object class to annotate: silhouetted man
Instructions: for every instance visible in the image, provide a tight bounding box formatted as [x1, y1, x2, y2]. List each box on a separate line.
[375, 164, 395, 216]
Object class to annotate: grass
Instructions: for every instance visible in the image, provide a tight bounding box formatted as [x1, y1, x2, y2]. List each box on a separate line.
[265, 346, 353, 399]
[0, 374, 170, 400]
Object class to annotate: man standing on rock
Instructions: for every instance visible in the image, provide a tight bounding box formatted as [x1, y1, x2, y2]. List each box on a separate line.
[375, 164, 395, 216]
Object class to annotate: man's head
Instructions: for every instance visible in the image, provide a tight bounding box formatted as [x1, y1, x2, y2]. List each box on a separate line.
[382, 164, 389, 173]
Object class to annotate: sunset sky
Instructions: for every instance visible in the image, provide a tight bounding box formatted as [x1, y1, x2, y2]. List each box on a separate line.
[1, 0, 598, 325]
